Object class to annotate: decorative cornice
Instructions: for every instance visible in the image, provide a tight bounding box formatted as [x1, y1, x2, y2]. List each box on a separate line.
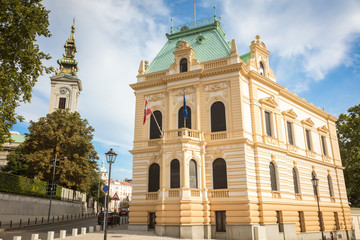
[318, 125, 329, 134]
[301, 118, 315, 127]
[282, 109, 298, 119]
[259, 96, 278, 108]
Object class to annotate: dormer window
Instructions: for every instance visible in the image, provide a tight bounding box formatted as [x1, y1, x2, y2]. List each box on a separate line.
[180, 58, 188, 73]
[259, 62, 265, 76]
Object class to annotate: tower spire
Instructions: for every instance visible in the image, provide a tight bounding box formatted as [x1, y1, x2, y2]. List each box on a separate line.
[55, 20, 78, 77]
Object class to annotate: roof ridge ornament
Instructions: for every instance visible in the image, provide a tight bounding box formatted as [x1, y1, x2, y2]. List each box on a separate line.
[55, 19, 79, 77]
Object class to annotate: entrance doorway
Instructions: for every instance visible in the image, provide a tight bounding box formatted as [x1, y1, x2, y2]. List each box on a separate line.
[149, 212, 156, 229]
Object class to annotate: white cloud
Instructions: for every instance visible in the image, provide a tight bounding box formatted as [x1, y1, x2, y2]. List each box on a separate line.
[220, 0, 360, 92]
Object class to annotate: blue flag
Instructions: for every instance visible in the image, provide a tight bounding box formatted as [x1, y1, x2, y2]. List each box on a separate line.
[183, 92, 188, 119]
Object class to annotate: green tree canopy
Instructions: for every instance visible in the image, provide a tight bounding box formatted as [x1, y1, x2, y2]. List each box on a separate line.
[5, 109, 99, 192]
[0, 0, 52, 147]
[336, 104, 360, 207]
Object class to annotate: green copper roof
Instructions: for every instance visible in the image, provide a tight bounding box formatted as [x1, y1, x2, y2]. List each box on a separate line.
[146, 20, 231, 74]
[240, 52, 251, 63]
[54, 22, 79, 79]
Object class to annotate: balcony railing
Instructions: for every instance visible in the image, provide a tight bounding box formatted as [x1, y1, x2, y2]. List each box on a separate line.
[146, 192, 158, 200]
[191, 189, 201, 197]
[168, 189, 180, 198]
[164, 128, 203, 141]
[209, 189, 229, 198]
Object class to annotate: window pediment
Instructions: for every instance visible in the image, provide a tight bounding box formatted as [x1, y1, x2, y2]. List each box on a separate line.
[259, 97, 278, 108]
[317, 125, 329, 134]
[282, 109, 298, 119]
[301, 118, 314, 127]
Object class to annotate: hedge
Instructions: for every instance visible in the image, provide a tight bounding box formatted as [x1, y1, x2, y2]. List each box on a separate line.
[0, 172, 62, 200]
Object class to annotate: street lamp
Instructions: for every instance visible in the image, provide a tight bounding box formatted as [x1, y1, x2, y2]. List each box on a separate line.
[104, 148, 117, 240]
[311, 175, 325, 240]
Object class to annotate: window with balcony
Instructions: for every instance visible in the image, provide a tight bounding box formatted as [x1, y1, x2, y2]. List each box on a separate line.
[213, 158, 228, 189]
[170, 159, 180, 188]
[150, 110, 162, 139]
[211, 101, 226, 132]
[269, 162, 278, 191]
[189, 159, 198, 188]
[178, 106, 191, 129]
[148, 163, 160, 192]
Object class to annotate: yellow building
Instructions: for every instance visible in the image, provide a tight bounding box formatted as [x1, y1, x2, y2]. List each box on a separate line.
[129, 17, 353, 240]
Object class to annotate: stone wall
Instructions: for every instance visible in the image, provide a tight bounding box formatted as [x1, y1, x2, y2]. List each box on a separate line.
[0, 192, 83, 217]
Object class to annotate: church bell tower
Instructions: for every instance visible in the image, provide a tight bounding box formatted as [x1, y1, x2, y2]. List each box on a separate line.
[48, 21, 82, 113]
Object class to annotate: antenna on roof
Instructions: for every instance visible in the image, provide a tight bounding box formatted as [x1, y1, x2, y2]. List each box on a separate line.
[214, 6, 217, 21]
[73, 17, 75, 26]
[194, 0, 196, 28]
[171, 18, 174, 33]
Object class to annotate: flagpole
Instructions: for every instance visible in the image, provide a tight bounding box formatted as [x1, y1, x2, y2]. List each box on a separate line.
[145, 97, 163, 136]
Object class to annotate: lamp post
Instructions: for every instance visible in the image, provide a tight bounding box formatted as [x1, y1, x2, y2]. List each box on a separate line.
[311, 175, 325, 240]
[104, 148, 117, 240]
[47, 155, 67, 222]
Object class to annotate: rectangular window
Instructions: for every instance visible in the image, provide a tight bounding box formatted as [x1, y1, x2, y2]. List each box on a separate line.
[305, 129, 312, 151]
[334, 212, 340, 230]
[265, 111, 272, 137]
[298, 211, 305, 232]
[287, 122, 294, 145]
[276, 211, 284, 232]
[216, 211, 226, 232]
[321, 136, 327, 156]
[59, 97, 66, 109]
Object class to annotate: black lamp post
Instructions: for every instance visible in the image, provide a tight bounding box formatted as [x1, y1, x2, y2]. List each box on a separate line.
[311, 175, 325, 240]
[104, 148, 117, 240]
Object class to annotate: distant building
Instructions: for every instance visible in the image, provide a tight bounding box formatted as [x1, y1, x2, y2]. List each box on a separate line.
[99, 160, 108, 182]
[129, 16, 353, 240]
[0, 131, 25, 168]
[48, 23, 82, 114]
[108, 179, 132, 211]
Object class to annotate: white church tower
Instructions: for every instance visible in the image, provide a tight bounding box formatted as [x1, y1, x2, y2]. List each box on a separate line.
[48, 22, 82, 113]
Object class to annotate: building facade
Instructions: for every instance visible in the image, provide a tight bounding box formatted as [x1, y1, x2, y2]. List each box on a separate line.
[0, 131, 25, 168]
[108, 180, 132, 212]
[129, 18, 353, 240]
[48, 23, 82, 114]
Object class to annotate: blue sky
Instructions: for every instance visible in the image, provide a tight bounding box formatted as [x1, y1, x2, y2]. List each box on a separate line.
[12, 0, 360, 181]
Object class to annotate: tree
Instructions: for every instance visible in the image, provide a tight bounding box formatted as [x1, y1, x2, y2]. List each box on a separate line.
[1, 145, 27, 175]
[4, 109, 99, 192]
[87, 171, 106, 208]
[0, 0, 53, 147]
[336, 104, 360, 207]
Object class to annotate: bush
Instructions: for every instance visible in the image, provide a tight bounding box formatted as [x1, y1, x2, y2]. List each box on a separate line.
[0, 172, 62, 199]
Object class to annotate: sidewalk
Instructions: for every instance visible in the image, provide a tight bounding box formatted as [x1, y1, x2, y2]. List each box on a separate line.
[59, 224, 210, 240]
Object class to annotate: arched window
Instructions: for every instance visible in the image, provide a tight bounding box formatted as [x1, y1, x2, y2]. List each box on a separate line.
[150, 110, 162, 139]
[148, 163, 160, 192]
[293, 168, 300, 194]
[211, 101, 226, 132]
[259, 62, 265, 76]
[170, 159, 180, 188]
[328, 174, 334, 197]
[178, 106, 191, 129]
[213, 158, 227, 189]
[269, 162, 278, 191]
[189, 159, 198, 188]
[312, 171, 317, 195]
[180, 58, 188, 73]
